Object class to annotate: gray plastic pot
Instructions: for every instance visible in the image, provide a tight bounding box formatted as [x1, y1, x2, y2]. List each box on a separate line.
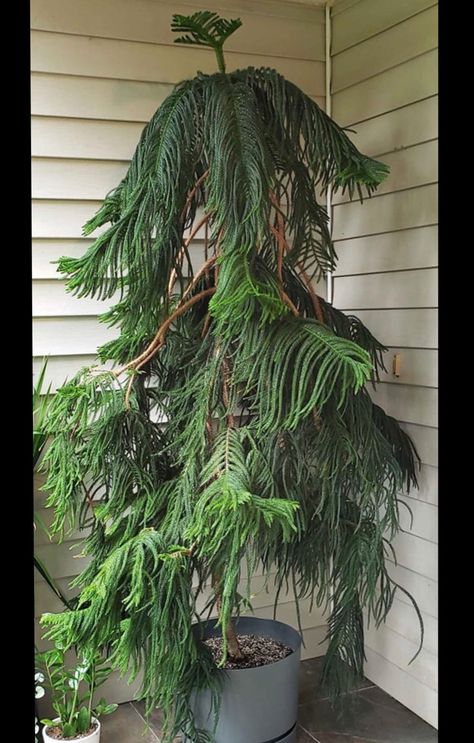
[184, 616, 302, 743]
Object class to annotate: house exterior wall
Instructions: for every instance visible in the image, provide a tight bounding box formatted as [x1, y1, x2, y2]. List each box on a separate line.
[32, 0, 328, 705]
[331, 0, 438, 727]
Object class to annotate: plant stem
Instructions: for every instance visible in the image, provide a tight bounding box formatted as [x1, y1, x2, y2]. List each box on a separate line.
[68, 676, 80, 727]
[215, 45, 226, 73]
[122, 287, 216, 407]
[119, 286, 216, 376]
[211, 572, 244, 660]
[44, 659, 62, 722]
[225, 617, 244, 659]
[298, 264, 325, 324]
[87, 663, 96, 723]
[207, 354, 243, 662]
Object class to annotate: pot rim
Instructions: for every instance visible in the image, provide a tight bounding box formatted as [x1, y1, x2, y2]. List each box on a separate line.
[194, 615, 302, 673]
[43, 716, 100, 741]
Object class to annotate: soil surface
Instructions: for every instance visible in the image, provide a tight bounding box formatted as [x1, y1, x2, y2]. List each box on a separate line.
[204, 633, 293, 669]
[45, 722, 98, 740]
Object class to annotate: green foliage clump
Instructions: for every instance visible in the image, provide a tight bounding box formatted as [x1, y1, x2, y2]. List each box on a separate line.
[35, 648, 117, 738]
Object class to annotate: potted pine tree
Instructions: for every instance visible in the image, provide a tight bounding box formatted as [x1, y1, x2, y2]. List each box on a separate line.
[40, 11, 423, 743]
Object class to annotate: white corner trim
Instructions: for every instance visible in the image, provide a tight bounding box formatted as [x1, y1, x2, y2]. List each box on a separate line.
[325, 1, 334, 304]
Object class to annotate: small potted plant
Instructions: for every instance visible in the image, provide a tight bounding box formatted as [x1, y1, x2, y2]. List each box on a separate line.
[35, 646, 117, 742]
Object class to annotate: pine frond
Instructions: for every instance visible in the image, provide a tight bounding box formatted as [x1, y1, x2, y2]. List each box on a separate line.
[236, 66, 390, 199]
[172, 11, 242, 49]
[233, 317, 373, 433]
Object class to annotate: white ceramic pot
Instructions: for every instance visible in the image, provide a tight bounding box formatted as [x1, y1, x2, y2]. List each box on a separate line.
[42, 717, 100, 743]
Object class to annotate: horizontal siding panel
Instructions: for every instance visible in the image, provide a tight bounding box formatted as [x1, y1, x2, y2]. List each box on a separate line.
[375, 595, 437, 656]
[33, 280, 116, 317]
[333, 185, 438, 241]
[32, 158, 128, 200]
[334, 268, 438, 309]
[400, 423, 437, 468]
[238, 577, 324, 620]
[300, 625, 328, 660]
[350, 309, 438, 349]
[31, 0, 325, 52]
[149, 0, 325, 22]
[364, 624, 437, 691]
[332, 0, 436, 54]
[31, 72, 175, 122]
[156, 0, 326, 22]
[409, 464, 437, 506]
[370, 383, 438, 427]
[32, 239, 92, 278]
[31, 30, 325, 95]
[32, 200, 102, 238]
[333, 140, 438, 205]
[390, 531, 438, 582]
[387, 563, 437, 618]
[378, 348, 438, 388]
[150, 0, 325, 22]
[32, 117, 145, 160]
[333, 6, 437, 92]
[33, 355, 102, 391]
[364, 648, 438, 728]
[332, 0, 361, 16]
[35, 540, 90, 582]
[253, 600, 324, 632]
[335, 226, 437, 275]
[333, 50, 438, 126]
[33, 316, 117, 356]
[35, 512, 91, 547]
[397, 496, 438, 543]
[347, 97, 438, 158]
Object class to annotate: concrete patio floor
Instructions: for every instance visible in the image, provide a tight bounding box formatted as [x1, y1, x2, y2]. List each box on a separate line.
[100, 657, 438, 742]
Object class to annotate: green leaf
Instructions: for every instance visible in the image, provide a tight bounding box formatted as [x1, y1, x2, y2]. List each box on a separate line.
[77, 706, 91, 733]
[40, 718, 56, 727]
[62, 722, 76, 737]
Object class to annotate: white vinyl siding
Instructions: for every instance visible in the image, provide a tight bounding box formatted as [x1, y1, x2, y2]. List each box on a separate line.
[331, 0, 438, 727]
[32, 0, 327, 707]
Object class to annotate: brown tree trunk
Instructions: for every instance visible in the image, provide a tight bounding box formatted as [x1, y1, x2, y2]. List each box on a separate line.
[212, 572, 244, 660]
